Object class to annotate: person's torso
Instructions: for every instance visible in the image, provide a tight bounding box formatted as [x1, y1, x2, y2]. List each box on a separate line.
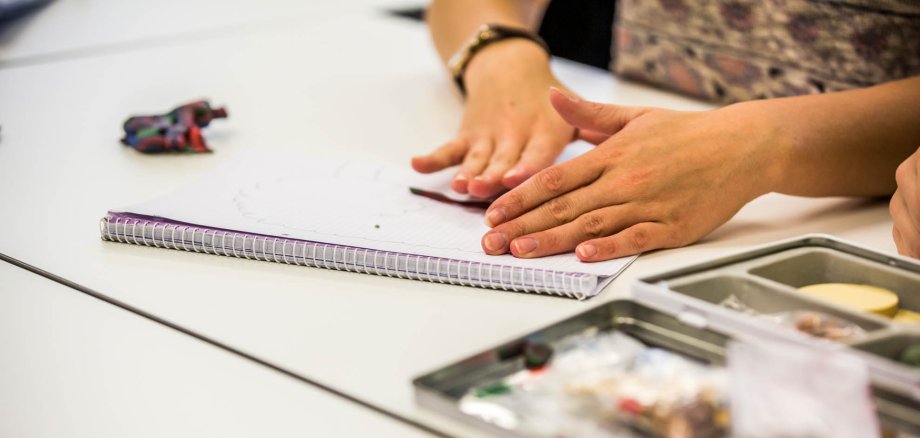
[612, 0, 920, 102]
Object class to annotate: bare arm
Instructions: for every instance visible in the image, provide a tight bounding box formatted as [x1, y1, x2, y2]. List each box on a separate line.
[413, 1, 574, 199]
[478, 77, 920, 261]
[766, 76, 920, 197]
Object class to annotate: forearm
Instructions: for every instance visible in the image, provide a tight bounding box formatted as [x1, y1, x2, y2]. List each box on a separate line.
[760, 76, 920, 197]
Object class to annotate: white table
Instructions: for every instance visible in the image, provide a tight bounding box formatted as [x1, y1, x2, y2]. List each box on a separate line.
[0, 6, 897, 437]
[0, 0, 405, 67]
[0, 259, 433, 437]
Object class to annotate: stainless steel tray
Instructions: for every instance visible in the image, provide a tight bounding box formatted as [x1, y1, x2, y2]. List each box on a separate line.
[633, 234, 920, 430]
[414, 300, 728, 437]
[414, 235, 920, 436]
[413, 297, 920, 436]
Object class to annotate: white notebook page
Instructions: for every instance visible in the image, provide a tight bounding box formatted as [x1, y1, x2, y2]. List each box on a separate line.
[118, 152, 635, 276]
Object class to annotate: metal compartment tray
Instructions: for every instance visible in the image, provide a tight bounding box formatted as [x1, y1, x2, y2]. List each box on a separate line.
[634, 234, 920, 403]
[413, 297, 920, 436]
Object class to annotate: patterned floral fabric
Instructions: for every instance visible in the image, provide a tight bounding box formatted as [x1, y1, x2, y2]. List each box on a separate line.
[612, 0, 920, 103]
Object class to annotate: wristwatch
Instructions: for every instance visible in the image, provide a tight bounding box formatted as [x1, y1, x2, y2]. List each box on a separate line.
[447, 23, 551, 95]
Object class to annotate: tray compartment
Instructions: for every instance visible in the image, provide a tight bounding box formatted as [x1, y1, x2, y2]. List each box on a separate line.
[851, 332, 920, 367]
[414, 300, 732, 438]
[748, 248, 920, 316]
[669, 275, 888, 333]
[414, 300, 730, 401]
[628, 236, 920, 433]
[415, 299, 920, 436]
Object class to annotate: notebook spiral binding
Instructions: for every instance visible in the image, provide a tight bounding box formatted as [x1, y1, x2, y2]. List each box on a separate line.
[100, 214, 595, 299]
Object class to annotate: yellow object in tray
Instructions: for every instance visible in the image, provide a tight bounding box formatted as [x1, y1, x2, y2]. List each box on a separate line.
[797, 283, 899, 317]
[893, 309, 920, 324]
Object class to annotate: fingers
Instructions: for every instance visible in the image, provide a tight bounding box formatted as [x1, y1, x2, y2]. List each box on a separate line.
[452, 139, 493, 194]
[415, 132, 567, 198]
[890, 190, 920, 258]
[481, 182, 626, 255]
[893, 225, 906, 256]
[482, 207, 675, 261]
[469, 137, 525, 198]
[895, 154, 920, 222]
[411, 139, 469, 174]
[485, 154, 604, 227]
[578, 128, 610, 145]
[504, 205, 644, 258]
[501, 135, 559, 188]
[576, 222, 675, 262]
[549, 87, 646, 135]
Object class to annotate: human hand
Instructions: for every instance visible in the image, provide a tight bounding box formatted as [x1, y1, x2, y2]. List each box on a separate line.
[411, 41, 576, 199]
[480, 88, 785, 261]
[891, 147, 920, 258]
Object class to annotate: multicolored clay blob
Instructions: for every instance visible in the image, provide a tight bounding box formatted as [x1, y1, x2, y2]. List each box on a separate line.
[121, 100, 227, 154]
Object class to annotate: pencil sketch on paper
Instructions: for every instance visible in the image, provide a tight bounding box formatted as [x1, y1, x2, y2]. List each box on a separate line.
[232, 160, 491, 253]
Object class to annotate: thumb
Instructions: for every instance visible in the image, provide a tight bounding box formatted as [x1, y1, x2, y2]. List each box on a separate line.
[549, 87, 645, 135]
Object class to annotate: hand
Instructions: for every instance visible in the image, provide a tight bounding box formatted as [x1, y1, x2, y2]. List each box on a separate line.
[411, 40, 576, 199]
[480, 88, 784, 261]
[891, 147, 920, 258]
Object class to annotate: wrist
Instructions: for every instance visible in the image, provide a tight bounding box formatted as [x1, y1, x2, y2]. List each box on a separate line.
[463, 39, 553, 96]
[721, 100, 791, 200]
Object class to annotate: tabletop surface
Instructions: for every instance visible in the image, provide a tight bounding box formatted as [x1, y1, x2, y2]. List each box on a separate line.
[0, 0, 401, 67]
[0, 2, 898, 437]
[0, 259, 432, 437]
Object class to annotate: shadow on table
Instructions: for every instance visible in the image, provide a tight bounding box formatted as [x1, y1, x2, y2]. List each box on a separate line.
[703, 197, 890, 247]
[0, 0, 51, 45]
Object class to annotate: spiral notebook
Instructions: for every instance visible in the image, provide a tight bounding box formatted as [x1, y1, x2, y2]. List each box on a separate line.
[99, 152, 635, 299]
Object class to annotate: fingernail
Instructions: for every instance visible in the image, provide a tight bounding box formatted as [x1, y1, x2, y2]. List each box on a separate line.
[483, 233, 507, 252]
[451, 174, 469, 193]
[550, 87, 578, 103]
[503, 165, 525, 181]
[513, 237, 538, 255]
[485, 208, 505, 227]
[577, 243, 597, 259]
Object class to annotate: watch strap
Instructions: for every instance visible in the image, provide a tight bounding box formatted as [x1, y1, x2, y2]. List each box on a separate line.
[450, 24, 551, 95]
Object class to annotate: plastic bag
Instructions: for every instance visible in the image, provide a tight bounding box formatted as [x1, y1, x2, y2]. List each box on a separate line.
[768, 310, 867, 341]
[728, 339, 879, 438]
[718, 294, 867, 341]
[459, 330, 729, 437]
